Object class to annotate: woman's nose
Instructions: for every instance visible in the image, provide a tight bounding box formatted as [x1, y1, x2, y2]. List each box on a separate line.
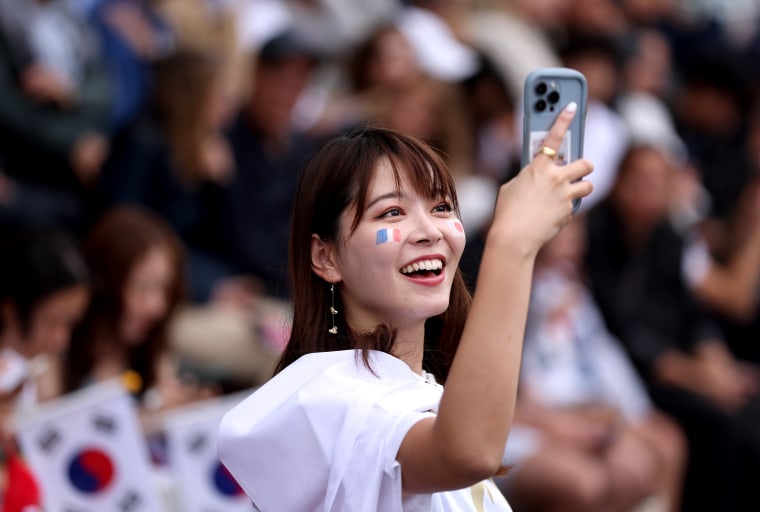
[411, 213, 443, 244]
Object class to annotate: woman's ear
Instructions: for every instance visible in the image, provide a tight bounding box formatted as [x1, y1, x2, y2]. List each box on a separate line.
[310, 234, 341, 283]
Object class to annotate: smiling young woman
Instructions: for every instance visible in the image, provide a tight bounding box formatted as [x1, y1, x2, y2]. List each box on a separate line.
[219, 106, 593, 511]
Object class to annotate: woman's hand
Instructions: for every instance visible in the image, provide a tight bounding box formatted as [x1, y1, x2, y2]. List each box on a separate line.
[21, 65, 75, 106]
[543, 408, 617, 453]
[690, 344, 756, 411]
[489, 102, 594, 258]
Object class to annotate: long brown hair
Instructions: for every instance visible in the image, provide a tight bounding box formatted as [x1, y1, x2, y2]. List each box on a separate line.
[275, 125, 472, 382]
[152, 50, 222, 185]
[64, 206, 185, 394]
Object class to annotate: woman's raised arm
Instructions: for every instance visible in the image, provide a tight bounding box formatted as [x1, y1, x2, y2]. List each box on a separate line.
[398, 103, 594, 493]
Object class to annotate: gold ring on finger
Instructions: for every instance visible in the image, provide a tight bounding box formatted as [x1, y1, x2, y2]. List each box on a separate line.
[538, 146, 557, 158]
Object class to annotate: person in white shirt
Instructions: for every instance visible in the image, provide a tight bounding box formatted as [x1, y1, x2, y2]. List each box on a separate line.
[218, 104, 592, 511]
[500, 217, 686, 512]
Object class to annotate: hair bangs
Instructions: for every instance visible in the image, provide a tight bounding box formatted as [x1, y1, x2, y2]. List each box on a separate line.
[346, 129, 460, 234]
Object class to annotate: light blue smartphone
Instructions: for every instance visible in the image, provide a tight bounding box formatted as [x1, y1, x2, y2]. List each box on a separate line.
[521, 67, 588, 213]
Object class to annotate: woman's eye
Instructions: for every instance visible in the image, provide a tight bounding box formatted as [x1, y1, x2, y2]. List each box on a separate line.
[433, 202, 453, 213]
[381, 208, 402, 218]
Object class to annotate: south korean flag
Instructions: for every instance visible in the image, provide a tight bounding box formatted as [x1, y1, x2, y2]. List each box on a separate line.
[162, 391, 255, 512]
[12, 379, 164, 512]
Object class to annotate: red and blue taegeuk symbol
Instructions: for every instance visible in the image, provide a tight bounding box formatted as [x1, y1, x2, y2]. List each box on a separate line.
[213, 461, 244, 497]
[67, 446, 116, 494]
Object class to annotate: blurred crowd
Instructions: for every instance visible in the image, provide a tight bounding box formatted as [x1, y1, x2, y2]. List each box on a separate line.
[1, 0, 760, 511]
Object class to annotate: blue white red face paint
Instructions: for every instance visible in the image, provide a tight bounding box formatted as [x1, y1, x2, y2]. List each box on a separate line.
[376, 228, 401, 245]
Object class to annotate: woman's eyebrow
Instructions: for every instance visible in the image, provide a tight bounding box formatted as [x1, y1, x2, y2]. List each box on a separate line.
[366, 191, 405, 209]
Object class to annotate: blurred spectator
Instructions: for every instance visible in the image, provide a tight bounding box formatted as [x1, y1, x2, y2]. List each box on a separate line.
[0, 228, 89, 512]
[675, 0, 760, 50]
[618, 28, 760, 366]
[564, 0, 629, 37]
[62, 206, 211, 412]
[619, 0, 680, 27]
[671, 44, 754, 220]
[683, 172, 760, 324]
[0, 0, 112, 230]
[702, 173, 760, 364]
[0, 228, 89, 408]
[585, 144, 760, 511]
[394, 5, 478, 86]
[499, 217, 685, 512]
[155, 0, 246, 111]
[665, 41, 760, 370]
[101, 49, 235, 303]
[346, 22, 473, 177]
[215, 27, 326, 301]
[559, 31, 630, 211]
[464, 0, 563, 100]
[0, 0, 106, 109]
[615, 27, 710, 234]
[462, 53, 520, 184]
[617, 28, 687, 162]
[286, 0, 400, 56]
[87, 0, 175, 133]
[722, 106, 760, 364]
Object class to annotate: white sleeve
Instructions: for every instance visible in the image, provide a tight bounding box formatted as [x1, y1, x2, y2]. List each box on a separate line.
[682, 234, 712, 289]
[330, 403, 435, 511]
[218, 358, 440, 512]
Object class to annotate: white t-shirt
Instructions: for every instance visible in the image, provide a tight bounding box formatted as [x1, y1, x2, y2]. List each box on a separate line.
[218, 349, 512, 512]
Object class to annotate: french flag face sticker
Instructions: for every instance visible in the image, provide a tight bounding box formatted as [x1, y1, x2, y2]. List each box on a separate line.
[376, 228, 401, 245]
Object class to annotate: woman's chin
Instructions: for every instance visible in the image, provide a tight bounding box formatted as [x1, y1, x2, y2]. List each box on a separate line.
[119, 323, 152, 346]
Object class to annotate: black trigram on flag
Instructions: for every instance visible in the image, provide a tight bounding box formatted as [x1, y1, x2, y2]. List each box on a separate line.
[92, 412, 118, 436]
[189, 431, 208, 454]
[37, 426, 62, 454]
[119, 489, 142, 512]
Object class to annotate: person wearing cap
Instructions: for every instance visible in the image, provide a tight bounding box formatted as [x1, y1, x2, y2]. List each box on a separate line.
[215, 27, 329, 302]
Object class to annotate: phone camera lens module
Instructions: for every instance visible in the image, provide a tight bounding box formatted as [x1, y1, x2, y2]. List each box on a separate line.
[534, 99, 547, 112]
[547, 91, 560, 104]
[535, 82, 548, 95]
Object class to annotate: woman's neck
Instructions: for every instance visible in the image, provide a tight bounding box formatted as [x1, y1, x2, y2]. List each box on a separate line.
[390, 323, 426, 375]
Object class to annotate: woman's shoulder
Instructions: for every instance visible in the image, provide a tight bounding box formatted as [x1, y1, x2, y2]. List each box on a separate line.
[220, 350, 432, 428]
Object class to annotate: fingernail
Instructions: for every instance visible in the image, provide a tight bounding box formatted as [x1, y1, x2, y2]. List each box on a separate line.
[565, 102, 578, 113]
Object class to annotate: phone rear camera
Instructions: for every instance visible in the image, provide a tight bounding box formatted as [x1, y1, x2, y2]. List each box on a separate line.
[547, 91, 560, 104]
[534, 99, 547, 112]
[535, 82, 548, 95]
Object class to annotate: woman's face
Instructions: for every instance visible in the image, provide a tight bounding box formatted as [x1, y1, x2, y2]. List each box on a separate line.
[614, 148, 673, 230]
[120, 246, 174, 345]
[18, 285, 89, 357]
[539, 216, 586, 269]
[368, 29, 419, 90]
[331, 157, 466, 332]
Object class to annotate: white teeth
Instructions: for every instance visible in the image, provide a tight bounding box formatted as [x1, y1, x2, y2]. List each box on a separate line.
[400, 259, 444, 274]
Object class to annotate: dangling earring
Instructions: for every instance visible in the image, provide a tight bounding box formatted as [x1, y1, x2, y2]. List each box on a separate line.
[328, 282, 338, 334]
